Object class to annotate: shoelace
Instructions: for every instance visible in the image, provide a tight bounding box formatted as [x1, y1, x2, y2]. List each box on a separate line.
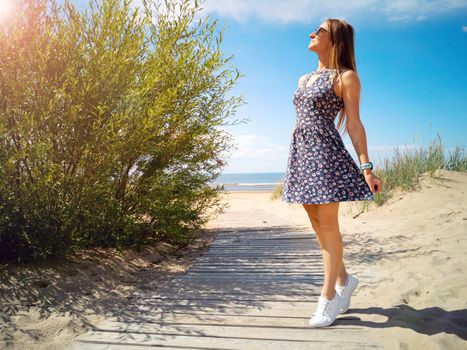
[313, 298, 330, 316]
[335, 285, 346, 294]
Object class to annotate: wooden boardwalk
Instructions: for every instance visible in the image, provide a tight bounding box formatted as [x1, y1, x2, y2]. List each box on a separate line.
[67, 228, 384, 349]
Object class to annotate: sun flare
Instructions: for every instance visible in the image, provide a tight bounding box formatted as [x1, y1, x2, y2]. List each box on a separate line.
[0, 0, 14, 21]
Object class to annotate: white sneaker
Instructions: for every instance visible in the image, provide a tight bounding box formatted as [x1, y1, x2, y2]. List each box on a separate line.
[335, 274, 359, 314]
[308, 293, 344, 327]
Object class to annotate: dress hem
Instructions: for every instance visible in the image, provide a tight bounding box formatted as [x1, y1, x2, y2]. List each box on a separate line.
[281, 196, 374, 205]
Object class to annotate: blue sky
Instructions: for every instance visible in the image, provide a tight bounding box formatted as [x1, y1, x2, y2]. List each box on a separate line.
[69, 1, 467, 173]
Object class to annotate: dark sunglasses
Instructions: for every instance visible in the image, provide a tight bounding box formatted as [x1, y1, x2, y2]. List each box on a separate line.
[312, 26, 328, 36]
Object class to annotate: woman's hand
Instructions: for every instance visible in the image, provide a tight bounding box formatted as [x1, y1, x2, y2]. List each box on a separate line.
[364, 172, 383, 194]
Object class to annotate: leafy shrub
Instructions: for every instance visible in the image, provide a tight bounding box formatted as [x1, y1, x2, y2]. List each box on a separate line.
[0, 0, 245, 261]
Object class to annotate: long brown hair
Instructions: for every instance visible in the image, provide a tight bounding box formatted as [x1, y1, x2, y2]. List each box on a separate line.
[324, 18, 357, 137]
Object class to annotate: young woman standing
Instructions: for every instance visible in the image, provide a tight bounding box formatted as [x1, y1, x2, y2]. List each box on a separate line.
[281, 18, 383, 327]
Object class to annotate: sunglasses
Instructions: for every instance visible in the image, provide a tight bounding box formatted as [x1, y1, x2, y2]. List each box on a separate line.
[312, 26, 328, 36]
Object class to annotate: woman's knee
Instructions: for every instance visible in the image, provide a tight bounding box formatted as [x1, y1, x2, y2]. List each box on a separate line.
[315, 203, 340, 232]
[318, 222, 340, 233]
[310, 223, 321, 235]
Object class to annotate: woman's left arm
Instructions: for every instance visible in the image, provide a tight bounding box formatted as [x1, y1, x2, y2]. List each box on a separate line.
[340, 71, 382, 194]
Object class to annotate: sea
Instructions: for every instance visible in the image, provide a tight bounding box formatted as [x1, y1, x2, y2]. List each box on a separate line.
[209, 172, 285, 191]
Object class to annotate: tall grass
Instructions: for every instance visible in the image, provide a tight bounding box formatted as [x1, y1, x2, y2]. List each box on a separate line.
[272, 132, 466, 209]
[369, 132, 466, 208]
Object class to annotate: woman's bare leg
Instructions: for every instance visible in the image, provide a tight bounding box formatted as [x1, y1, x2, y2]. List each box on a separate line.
[303, 202, 348, 298]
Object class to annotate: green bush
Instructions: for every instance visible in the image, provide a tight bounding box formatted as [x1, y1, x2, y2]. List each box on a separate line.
[0, 0, 245, 262]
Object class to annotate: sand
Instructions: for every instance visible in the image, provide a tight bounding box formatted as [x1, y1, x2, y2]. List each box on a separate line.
[0, 231, 218, 350]
[1, 169, 466, 349]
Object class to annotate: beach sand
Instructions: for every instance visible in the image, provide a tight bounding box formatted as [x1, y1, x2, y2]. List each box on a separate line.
[1, 169, 466, 349]
[0, 230, 218, 350]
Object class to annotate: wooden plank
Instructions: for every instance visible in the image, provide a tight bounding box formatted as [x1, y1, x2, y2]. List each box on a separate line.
[176, 274, 322, 281]
[186, 270, 321, 274]
[131, 284, 323, 299]
[211, 241, 315, 246]
[67, 344, 197, 350]
[124, 299, 318, 310]
[211, 239, 316, 246]
[213, 233, 312, 238]
[192, 260, 321, 264]
[193, 261, 320, 265]
[212, 237, 314, 242]
[188, 260, 322, 265]
[206, 245, 316, 249]
[126, 291, 320, 308]
[187, 268, 323, 273]
[210, 237, 314, 242]
[177, 271, 321, 276]
[68, 326, 384, 350]
[190, 262, 322, 268]
[197, 253, 322, 257]
[204, 247, 317, 252]
[126, 296, 319, 303]
[120, 304, 319, 316]
[189, 264, 322, 267]
[211, 235, 314, 240]
[214, 228, 309, 232]
[89, 313, 339, 327]
[127, 291, 321, 302]
[196, 253, 320, 258]
[188, 265, 322, 269]
[211, 238, 314, 244]
[193, 257, 321, 262]
[205, 250, 317, 254]
[188, 256, 320, 262]
[213, 235, 313, 241]
[184, 268, 321, 272]
[88, 320, 372, 339]
[144, 277, 323, 287]
[68, 339, 382, 350]
[214, 229, 309, 235]
[214, 232, 311, 237]
[194, 256, 322, 262]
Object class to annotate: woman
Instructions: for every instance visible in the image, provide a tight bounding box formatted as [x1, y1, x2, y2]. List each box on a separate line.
[281, 18, 383, 328]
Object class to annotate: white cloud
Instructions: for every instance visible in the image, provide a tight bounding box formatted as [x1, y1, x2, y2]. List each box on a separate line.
[199, 0, 373, 24]
[196, 0, 467, 24]
[222, 134, 288, 172]
[230, 134, 287, 159]
[462, 26, 467, 32]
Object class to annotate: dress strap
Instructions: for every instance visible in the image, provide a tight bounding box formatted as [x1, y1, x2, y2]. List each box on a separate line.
[302, 73, 312, 88]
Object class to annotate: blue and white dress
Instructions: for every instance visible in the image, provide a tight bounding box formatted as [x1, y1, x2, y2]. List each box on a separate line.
[281, 68, 374, 204]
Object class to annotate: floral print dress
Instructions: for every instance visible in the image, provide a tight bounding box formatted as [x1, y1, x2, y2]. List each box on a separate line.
[281, 68, 374, 204]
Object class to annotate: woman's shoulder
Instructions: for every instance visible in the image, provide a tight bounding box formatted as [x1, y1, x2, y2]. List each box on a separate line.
[335, 67, 355, 75]
[334, 68, 359, 82]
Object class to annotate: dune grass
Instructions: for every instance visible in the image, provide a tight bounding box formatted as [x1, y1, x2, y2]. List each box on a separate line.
[271, 132, 466, 210]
